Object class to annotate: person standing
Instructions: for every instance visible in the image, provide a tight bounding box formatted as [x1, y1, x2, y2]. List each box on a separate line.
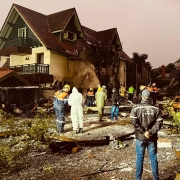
[130, 89, 163, 180]
[54, 84, 70, 133]
[151, 83, 159, 106]
[136, 85, 146, 104]
[119, 85, 126, 103]
[68, 87, 85, 134]
[128, 85, 134, 102]
[95, 87, 107, 121]
[111, 88, 121, 120]
[0, 88, 5, 110]
[86, 87, 95, 107]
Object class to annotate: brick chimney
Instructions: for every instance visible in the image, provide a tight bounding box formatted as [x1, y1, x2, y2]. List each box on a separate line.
[161, 65, 165, 79]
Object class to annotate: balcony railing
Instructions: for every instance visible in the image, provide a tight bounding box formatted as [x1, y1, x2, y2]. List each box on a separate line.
[10, 63, 49, 74]
[5, 37, 32, 48]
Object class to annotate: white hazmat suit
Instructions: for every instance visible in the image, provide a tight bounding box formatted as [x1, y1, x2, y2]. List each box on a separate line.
[68, 87, 85, 131]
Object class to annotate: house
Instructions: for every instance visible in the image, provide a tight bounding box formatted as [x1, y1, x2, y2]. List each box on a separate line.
[0, 68, 39, 109]
[0, 3, 134, 96]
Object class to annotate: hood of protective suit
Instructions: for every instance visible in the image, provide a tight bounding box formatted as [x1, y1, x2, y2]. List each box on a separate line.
[72, 87, 78, 93]
[68, 87, 85, 106]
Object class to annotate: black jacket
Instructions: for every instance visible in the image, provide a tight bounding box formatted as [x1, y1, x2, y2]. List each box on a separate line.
[130, 101, 163, 141]
[111, 90, 121, 106]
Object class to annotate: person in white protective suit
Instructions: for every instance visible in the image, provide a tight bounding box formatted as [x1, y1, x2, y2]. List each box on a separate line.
[68, 87, 85, 134]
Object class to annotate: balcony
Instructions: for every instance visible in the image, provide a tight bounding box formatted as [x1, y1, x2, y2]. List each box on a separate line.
[0, 37, 34, 56]
[10, 63, 53, 84]
[10, 63, 49, 74]
[5, 37, 32, 48]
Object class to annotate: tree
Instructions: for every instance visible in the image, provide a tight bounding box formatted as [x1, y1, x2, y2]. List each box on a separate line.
[166, 63, 175, 73]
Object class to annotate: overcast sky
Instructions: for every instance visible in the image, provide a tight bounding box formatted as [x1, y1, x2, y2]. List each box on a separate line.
[0, 0, 180, 68]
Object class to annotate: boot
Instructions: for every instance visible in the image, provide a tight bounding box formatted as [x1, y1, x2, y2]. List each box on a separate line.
[79, 128, 83, 133]
[74, 130, 79, 134]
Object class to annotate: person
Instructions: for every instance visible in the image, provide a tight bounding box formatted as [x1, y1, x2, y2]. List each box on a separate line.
[86, 87, 95, 107]
[119, 85, 126, 103]
[136, 85, 146, 104]
[130, 89, 163, 180]
[68, 87, 85, 134]
[146, 84, 153, 104]
[53, 84, 70, 133]
[0, 88, 5, 110]
[128, 85, 135, 102]
[102, 85, 107, 94]
[95, 87, 107, 121]
[111, 88, 121, 120]
[151, 83, 159, 105]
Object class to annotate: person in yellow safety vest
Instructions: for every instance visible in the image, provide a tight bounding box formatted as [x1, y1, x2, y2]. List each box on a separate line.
[128, 85, 135, 102]
[54, 84, 70, 133]
[119, 85, 126, 103]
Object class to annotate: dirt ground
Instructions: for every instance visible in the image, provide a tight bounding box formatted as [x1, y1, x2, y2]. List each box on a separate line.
[1, 114, 180, 180]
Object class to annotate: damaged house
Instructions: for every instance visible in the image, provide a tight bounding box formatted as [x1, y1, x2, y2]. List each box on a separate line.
[0, 3, 145, 99]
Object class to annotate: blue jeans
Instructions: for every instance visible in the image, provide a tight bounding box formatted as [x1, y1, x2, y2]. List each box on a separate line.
[135, 139, 159, 180]
[111, 105, 119, 120]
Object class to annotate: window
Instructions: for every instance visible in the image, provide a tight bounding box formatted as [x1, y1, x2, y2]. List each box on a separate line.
[37, 53, 44, 64]
[63, 31, 77, 41]
[18, 27, 26, 37]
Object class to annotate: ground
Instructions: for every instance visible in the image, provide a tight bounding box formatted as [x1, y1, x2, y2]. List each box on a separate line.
[0, 114, 180, 180]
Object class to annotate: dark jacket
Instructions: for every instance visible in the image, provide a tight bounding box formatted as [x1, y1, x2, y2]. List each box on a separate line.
[130, 101, 163, 141]
[111, 90, 121, 106]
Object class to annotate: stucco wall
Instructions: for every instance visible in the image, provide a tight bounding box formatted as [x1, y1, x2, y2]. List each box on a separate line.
[118, 61, 126, 88]
[50, 51, 100, 89]
[10, 47, 50, 66]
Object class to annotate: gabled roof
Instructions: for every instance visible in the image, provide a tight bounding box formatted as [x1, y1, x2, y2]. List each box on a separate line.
[116, 51, 134, 63]
[82, 26, 122, 48]
[0, 4, 80, 56]
[47, 8, 75, 32]
[0, 68, 31, 85]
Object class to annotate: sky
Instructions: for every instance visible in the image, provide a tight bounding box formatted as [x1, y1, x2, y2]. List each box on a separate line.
[0, 0, 180, 68]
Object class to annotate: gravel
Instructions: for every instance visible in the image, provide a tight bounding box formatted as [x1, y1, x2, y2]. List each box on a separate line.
[1, 114, 180, 180]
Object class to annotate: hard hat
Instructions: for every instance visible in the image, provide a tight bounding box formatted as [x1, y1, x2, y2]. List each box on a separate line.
[152, 83, 156, 86]
[89, 87, 93, 91]
[63, 84, 70, 90]
[139, 85, 146, 91]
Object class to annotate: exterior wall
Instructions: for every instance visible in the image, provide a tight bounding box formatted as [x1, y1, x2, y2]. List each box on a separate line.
[0, 56, 8, 67]
[10, 47, 50, 66]
[49, 51, 100, 91]
[118, 61, 126, 88]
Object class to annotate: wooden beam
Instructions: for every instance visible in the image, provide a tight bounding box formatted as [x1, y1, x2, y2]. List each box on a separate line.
[7, 22, 15, 27]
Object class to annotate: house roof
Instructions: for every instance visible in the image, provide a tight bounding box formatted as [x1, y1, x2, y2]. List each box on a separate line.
[12, 4, 79, 56]
[47, 8, 75, 32]
[0, 68, 31, 85]
[82, 26, 121, 48]
[116, 51, 134, 63]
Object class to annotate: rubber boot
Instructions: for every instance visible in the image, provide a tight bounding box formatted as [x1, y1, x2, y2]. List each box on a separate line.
[79, 128, 83, 133]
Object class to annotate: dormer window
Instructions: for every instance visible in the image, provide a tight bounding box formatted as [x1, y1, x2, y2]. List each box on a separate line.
[63, 30, 77, 41]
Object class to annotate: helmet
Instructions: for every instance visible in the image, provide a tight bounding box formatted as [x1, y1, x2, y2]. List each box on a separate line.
[152, 83, 156, 86]
[63, 84, 70, 90]
[89, 87, 93, 91]
[139, 85, 146, 91]
[97, 84, 101, 87]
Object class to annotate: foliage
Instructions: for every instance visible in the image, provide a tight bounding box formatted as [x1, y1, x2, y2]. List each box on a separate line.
[166, 63, 175, 73]
[163, 100, 180, 131]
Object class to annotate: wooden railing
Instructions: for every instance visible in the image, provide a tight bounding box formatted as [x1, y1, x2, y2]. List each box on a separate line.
[5, 37, 32, 48]
[10, 63, 49, 74]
